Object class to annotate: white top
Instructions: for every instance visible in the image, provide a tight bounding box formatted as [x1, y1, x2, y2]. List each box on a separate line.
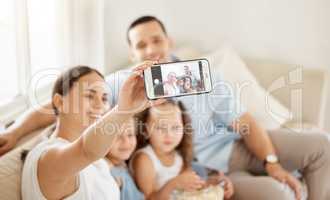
[164, 82, 180, 96]
[21, 137, 120, 200]
[135, 145, 183, 190]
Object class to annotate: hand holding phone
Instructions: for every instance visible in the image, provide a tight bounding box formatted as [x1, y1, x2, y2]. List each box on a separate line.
[143, 59, 212, 99]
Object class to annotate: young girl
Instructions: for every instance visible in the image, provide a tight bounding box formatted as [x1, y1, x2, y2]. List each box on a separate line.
[105, 116, 144, 200]
[131, 100, 234, 200]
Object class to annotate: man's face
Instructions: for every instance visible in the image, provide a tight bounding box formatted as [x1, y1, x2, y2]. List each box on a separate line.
[128, 21, 172, 63]
[168, 72, 177, 83]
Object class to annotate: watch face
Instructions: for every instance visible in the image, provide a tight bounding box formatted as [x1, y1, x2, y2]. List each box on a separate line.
[267, 155, 278, 163]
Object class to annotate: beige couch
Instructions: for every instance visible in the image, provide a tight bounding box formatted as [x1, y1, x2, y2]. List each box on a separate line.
[246, 59, 328, 132]
[173, 46, 329, 132]
[0, 48, 328, 199]
[0, 125, 54, 200]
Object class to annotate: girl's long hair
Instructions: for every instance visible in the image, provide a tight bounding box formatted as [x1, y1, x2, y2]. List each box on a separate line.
[135, 99, 194, 168]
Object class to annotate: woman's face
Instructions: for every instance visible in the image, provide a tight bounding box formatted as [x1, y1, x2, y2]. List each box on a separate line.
[106, 118, 137, 163]
[146, 103, 184, 154]
[184, 78, 192, 89]
[56, 72, 110, 130]
[177, 79, 184, 86]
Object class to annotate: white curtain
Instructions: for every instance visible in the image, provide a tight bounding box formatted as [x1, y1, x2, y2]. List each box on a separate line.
[0, 0, 106, 124]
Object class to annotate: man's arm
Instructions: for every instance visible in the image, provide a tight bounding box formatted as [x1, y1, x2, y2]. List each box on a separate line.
[231, 112, 276, 161]
[231, 112, 302, 200]
[0, 102, 56, 155]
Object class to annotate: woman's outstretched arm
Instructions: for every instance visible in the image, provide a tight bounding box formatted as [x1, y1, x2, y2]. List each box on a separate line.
[37, 61, 165, 196]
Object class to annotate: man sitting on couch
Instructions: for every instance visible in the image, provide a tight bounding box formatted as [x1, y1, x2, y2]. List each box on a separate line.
[1, 16, 330, 200]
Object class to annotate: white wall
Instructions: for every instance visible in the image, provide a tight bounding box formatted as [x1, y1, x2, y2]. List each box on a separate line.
[104, 0, 330, 72]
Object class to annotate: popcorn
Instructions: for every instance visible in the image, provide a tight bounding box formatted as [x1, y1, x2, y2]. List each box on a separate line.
[173, 185, 224, 200]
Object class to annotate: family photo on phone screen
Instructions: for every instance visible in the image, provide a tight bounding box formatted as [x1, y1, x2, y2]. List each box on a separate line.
[151, 61, 205, 97]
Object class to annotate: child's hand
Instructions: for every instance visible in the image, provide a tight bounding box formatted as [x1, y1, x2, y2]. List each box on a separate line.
[211, 171, 234, 199]
[174, 169, 206, 192]
[206, 171, 234, 199]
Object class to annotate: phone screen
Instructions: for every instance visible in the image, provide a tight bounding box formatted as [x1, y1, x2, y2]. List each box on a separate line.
[144, 59, 212, 99]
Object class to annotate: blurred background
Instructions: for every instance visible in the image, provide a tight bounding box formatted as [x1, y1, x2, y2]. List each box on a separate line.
[0, 0, 329, 130]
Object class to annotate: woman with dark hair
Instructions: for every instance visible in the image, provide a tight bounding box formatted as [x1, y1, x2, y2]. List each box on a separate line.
[177, 77, 186, 94]
[21, 62, 164, 200]
[183, 76, 196, 93]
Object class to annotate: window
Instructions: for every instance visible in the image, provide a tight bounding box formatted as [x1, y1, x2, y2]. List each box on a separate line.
[27, 0, 66, 90]
[0, 0, 18, 104]
[28, 0, 59, 75]
[0, 0, 64, 123]
[0, 0, 104, 123]
[0, 0, 62, 106]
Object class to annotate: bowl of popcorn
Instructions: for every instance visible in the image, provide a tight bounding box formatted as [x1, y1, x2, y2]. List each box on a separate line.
[173, 185, 224, 200]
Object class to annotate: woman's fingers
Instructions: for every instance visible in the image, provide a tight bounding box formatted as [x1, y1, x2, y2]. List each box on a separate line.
[125, 61, 156, 90]
[149, 99, 166, 107]
[129, 70, 143, 82]
[127, 60, 156, 81]
[132, 60, 158, 72]
[118, 61, 166, 113]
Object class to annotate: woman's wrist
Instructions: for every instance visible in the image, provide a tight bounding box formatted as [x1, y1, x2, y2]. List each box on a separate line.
[81, 105, 136, 161]
[113, 104, 136, 117]
[95, 105, 134, 135]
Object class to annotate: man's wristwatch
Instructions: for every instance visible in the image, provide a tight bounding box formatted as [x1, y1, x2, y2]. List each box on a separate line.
[263, 154, 279, 167]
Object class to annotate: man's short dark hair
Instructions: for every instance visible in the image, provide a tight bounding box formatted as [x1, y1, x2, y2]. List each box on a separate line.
[126, 16, 167, 45]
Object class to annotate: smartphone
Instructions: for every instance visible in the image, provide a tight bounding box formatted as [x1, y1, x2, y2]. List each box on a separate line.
[143, 58, 213, 100]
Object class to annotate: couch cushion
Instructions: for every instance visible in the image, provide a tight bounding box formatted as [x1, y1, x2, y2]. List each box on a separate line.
[205, 45, 291, 130]
[0, 125, 54, 200]
[245, 60, 328, 128]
